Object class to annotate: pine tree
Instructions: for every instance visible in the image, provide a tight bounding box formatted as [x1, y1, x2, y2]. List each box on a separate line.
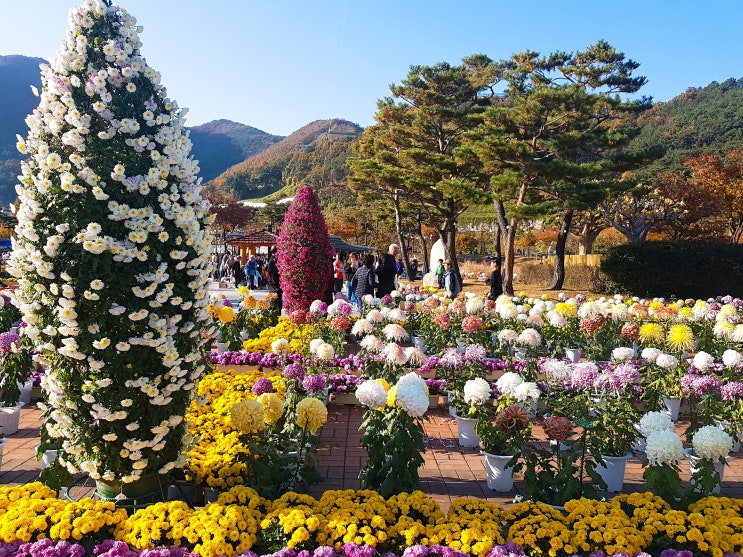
[8, 0, 212, 488]
[276, 185, 334, 313]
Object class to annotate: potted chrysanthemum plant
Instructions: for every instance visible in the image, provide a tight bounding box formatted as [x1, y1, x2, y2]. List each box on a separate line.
[8, 0, 212, 502]
[476, 404, 531, 492]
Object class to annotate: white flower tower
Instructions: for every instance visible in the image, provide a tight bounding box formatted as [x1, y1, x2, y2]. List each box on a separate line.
[8, 0, 214, 500]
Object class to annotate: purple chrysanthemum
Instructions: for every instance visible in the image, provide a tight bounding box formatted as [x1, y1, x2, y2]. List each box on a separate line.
[283, 363, 306, 382]
[251, 378, 274, 395]
[302, 373, 327, 393]
[681, 373, 721, 398]
[722, 381, 743, 401]
[0, 331, 20, 354]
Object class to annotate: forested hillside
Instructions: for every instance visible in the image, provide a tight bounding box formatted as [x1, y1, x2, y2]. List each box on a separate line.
[629, 78, 743, 180]
[209, 119, 362, 203]
[189, 119, 283, 182]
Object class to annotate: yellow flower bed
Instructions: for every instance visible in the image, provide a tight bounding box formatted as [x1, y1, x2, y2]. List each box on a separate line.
[241, 317, 312, 354]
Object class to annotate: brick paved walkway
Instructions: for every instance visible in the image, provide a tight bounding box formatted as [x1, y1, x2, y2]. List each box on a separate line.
[3, 399, 743, 511]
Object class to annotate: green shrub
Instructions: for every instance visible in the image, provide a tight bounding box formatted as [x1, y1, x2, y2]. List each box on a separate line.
[600, 241, 743, 298]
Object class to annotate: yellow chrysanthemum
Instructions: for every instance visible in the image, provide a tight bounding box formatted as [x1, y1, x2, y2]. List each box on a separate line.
[218, 305, 237, 324]
[258, 392, 284, 425]
[296, 397, 328, 434]
[555, 302, 577, 317]
[230, 399, 265, 434]
[638, 322, 665, 344]
[666, 324, 695, 353]
[386, 385, 398, 407]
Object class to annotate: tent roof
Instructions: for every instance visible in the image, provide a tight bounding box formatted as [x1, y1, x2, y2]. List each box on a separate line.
[329, 235, 375, 253]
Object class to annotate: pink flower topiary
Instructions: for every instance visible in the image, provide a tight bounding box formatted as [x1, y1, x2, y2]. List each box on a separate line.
[276, 185, 334, 313]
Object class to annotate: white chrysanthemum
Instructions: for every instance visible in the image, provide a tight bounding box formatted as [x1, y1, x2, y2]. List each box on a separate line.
[497, 329, 518, 344]
[355, 380, 388, 408]
[732, 324, 743, 343]
[692, 425, 733, 461]
[309, 338, 325, 355]
[271, 338, 288, 354]
[525, 314, 544, 328]
[655, 353, 679, 370]
[612, 347, 635, 363]
[351, 318, 373, 337]
[714, 321, 734, 340]
[310, 300, 326, 313]
[496, 372, 524, 396]
[316, 342, 335, 361]
[692, 351, 714, 372]
[639, 411, 675, 434]
[387, 308, 406, 323]
[383, 323, 409, 342]
[404, 346, 428, 367]
[463, 377, 491, 405]
[546, 309, 567, 328]
[722, 349, 743, 368]
[513, 381, 540, 402]
[610, 304, 629, 321]
[540, 359, 573, 383]
[394, 372, 429, 417]
[366, 309, 383, 323]
[517, 328, 542, 348]
[382, 342, 407, 366]
[465, 297, 485, 315]
[645, 429, 684, 466]
[641, 347, 662, 363]
[328, 300, 353, 316]
[359, 334, 384, 353]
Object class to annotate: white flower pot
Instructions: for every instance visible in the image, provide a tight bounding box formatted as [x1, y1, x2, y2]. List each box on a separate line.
[34, 444, 61, 469]
[17, 380, 33, 406]
[0, 437, 8, 469]
[482, 452, 515, 492]
[455, 414, 480, 448]
[0, 404, 23, 435]
[514, 348, 527, 361]
[412, 336, 426, 353]
[685, 448, 731, 494]
[632, 424, 646, 453]
[216, 342, 228, 354]
[565, 348, 582, 363]
[662, 396, 681, 421]
[595, 453, 633, 493]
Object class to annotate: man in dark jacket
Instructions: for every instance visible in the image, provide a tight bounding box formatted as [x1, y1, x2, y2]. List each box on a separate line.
[375, 244, 399, 298]
[266, 247, 282, 309]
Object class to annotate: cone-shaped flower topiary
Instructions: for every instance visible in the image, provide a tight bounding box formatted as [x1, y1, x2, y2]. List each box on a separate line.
[7, 0, 214, 485]
[276, 185, 334, 314]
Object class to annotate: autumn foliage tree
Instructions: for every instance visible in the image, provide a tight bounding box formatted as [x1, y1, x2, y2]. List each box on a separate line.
[685, 151, 743, 243]
[276, 185, 334, 313]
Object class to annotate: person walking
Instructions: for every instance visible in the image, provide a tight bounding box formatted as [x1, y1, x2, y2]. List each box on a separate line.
[352, 253, 377, 313]
[333, 253, 345, 293]
[231, 255, 245, 288]
[375, 243, 399, 298]
[443, 259, 461, 298]
[344, 252, 360, 301]
[435, 258, 445, 289]
[486, 257, 503, 300]
[245, 255, 258, 290]
[266, 246, 282, 310]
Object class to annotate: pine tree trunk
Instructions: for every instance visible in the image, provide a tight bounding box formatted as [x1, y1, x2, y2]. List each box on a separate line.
[550, 209, 573, 290]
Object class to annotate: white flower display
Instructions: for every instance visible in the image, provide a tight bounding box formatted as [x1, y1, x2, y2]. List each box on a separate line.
[692, 425, 733, 461]
[271, 338, 289, 354]
[513, 381, 540, 402]
[386, 308, 406, 323]
[540, 359, 573, 384]
[465, 297, 484, 315]
[641, 347, 662, 363]
[655, 353, 679, 370]
[404, 346, 428, 367]
[366, 309, 383, 323]
[497, 329, 518, 345]
[355, 380, 388, 408]
[394, 372, 429, 418]
[351, 318, 373, 337]
[645, 430, 685, 466]
[722, 349, 743, 368]
[315, 342, 336, 361]
[496, 372, 524, 396]
[692, 351, 715, 372]
[612, 347, 635, 363]
[639, 411, 675, 434]
[382, 342, 407, 366]
[7, 1, 211, 482]
[383, 323, 409, 342]
[359, 334, 384, 353]
[517, 328, 542, 348]
[463, 377, 491, 405]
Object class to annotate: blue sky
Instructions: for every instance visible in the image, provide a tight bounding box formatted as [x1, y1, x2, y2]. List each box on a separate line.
[1, 1, 741, 137]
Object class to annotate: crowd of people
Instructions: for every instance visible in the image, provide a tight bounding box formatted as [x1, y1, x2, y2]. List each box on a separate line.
[210, 243, 504, 314]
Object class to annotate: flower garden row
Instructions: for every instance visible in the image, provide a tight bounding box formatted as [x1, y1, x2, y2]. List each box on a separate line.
[0, 483, 741, 557]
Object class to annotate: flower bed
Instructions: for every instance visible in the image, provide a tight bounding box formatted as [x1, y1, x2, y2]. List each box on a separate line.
[0, 483, 741, 557]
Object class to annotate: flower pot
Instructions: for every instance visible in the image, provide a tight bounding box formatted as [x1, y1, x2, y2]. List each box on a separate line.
[481, 452, 515, 492]
[514, 348, 527, 361]
[95, 473, 166, 505]
[0, 438, 8, 469]
[455, 338, 467, 354]
[332, 392, 360, 405]
[455, 414, 480, 448]
[565, 348, 582, 363]
[35, 444, 61, 469]
[447, 391, 456, 417]
[412, 336, 427, 353]
[17, 380, 33, 406]
[632, 424, 646, 453]
[429, 394, 444, 408]
[0, 404, 23, 435]
[684, 448, 730, 494]
[203, 487, 221, 504]
[216, 342, 228, 354]
[662, 395, 682, 421]
[595, 453, 633, 493]
[167, 481, 203, 506]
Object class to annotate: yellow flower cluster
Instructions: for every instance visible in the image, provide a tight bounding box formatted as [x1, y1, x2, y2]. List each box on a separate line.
[261, 493, 326, 551]
[241, 317, 310, 354]
[689, 496, 743, 556]
[231, 399, 266, 434]
[296, 397, 328, 434]
[430, 498, 505, 556]
[0, 484, 126, 544]
[314, 489, 393, 548]
[117, 500, 260, 557]
[643, 508, 732, 557]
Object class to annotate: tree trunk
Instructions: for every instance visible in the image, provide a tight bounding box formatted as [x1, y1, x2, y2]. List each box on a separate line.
[440, 213, 460, 283]
[415, 214, 430, 274]
[494, 200, 515, 295]
[550, 209, 573, 290]
[392, 189, 412, 279]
